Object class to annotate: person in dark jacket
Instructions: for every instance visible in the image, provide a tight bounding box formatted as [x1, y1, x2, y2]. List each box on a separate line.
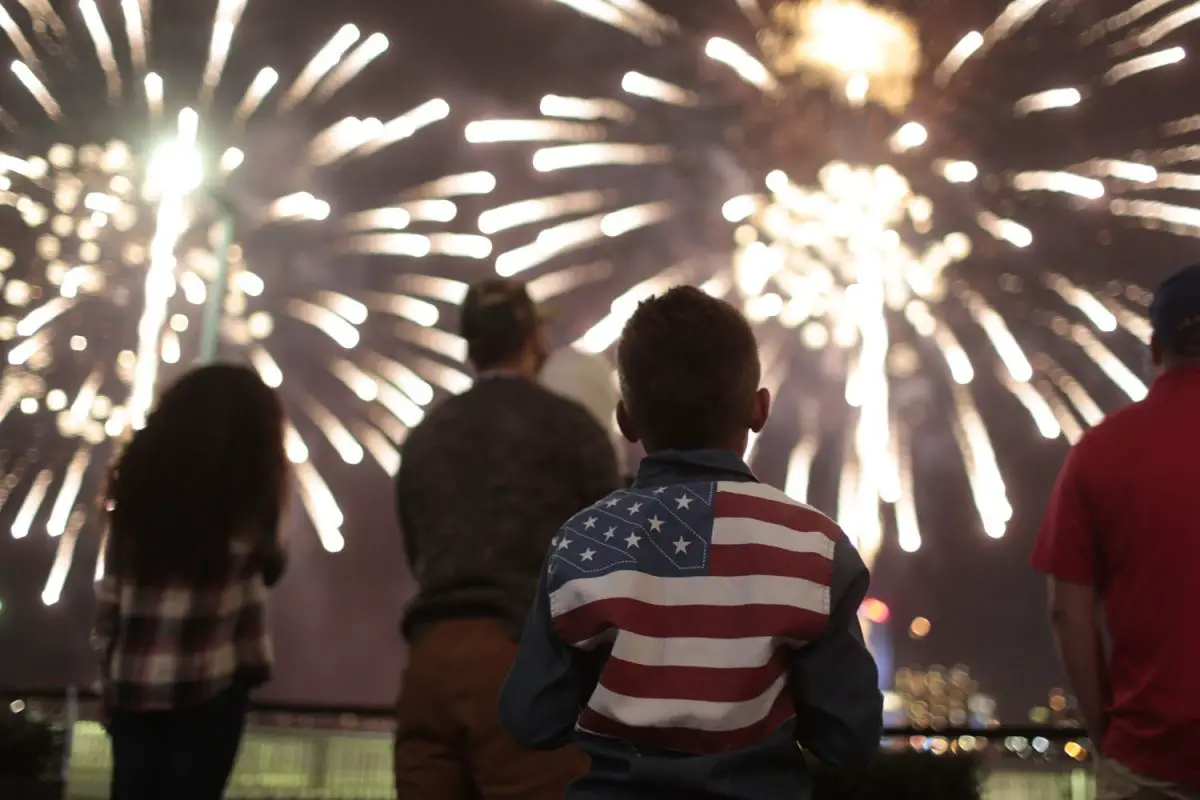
[499, 286, 882, 799]
[394, 279, 621, 799]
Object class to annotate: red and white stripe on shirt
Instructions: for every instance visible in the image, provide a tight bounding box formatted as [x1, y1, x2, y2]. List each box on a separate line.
[548, 480, 838, 754]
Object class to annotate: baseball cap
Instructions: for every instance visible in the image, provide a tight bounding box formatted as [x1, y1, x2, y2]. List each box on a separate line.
[459, 278, 543, 347]
[1149, 263, 1200, 356]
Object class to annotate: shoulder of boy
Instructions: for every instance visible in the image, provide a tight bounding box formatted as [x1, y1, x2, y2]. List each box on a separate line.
[548, 491, 623, 561]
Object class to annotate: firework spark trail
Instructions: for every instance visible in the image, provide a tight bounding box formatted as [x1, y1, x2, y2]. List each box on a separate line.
[494, 0, 1200, 551]
[0, 1, 498, 604]
[128, 108, 200, 429]
[0, 4, 40, 69]
[120, 0, 148, 75]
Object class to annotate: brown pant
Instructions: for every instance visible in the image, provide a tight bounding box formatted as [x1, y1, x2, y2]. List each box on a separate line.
[394, 618, 589, 800]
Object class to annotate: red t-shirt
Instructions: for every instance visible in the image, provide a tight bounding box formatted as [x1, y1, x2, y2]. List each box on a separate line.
[1032, 365, 1200, 786]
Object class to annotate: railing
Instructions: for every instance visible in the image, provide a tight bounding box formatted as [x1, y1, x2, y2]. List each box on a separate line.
[4, 689, 1097, 800]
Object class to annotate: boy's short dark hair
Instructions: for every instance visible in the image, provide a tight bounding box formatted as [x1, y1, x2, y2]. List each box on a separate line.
[617, 285, 761, 451]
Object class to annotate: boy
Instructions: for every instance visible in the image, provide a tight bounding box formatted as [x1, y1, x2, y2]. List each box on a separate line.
[499, 286, 882, 798]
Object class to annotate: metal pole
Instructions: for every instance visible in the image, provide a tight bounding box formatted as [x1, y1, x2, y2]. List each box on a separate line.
[197, 207, 235, 364]
[62, 684, 76, 784]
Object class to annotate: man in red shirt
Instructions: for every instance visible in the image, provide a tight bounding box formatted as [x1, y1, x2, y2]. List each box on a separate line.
[1033, 263, 1200, 799]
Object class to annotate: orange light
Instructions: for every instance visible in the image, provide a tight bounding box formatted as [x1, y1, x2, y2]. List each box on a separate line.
[862, 597, 890, 624]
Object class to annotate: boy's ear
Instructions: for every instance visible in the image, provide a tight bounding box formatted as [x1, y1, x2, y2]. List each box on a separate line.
[749, 387, 771, 434]
[616, 400, 640, 444]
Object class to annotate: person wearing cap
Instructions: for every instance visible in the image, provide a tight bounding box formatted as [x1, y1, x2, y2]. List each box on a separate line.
[393, 279, 621, 799]
[1032, 263, 1200, 799]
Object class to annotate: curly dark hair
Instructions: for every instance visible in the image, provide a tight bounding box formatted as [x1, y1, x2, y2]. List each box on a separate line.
[616, 285, 761, 451]
[104, 363, 288, 586]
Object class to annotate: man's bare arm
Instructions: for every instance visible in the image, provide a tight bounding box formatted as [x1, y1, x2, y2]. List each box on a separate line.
[1048, 578, 1108, 746]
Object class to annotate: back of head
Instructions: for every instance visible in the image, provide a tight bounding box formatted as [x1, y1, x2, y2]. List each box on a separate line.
[106, 363, 287, 585]
[617, 285, 761, 452]
[460, 278, 542, 372]
[1151, 263, 1200, 366]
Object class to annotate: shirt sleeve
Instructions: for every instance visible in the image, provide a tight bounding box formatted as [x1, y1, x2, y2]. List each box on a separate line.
[91, 571, 119, 676]
[395, 452, 420, 572]
[574, 412, 621, 510]
[790, 533, 882, 768]
[253, 507, 287, 588]
[1030, 443, 1096, 586]
[498, 556, 593, 750]
[255, 537, 287, 588]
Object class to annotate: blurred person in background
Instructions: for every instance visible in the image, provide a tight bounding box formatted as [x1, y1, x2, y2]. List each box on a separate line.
[93, 364, 289, 800]
[394, 279, 621, 799]
[1033, 263, 1200, 800]
[540, 345, 628, 478]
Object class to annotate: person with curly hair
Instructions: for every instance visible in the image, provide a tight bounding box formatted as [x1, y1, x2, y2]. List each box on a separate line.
[92, 363, 289, 800]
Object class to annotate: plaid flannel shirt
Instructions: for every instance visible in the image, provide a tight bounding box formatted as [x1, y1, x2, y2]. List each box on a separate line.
[92, 537, 279, 712]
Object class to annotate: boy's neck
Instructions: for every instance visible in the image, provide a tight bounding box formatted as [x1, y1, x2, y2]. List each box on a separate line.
[643, 438, 748, 457]
[644, 446, 743, 456]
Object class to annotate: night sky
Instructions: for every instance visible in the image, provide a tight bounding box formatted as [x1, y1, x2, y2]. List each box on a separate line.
[2, 0, 1197, 720]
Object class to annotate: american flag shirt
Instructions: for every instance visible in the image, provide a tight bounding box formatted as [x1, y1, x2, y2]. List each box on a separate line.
[92, 537, 278, 712]
[500, 450, 881, 799]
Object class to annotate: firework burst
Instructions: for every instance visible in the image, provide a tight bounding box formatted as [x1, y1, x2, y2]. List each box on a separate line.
[0, 0, 495, 606]
[468, 0, 1200, 566]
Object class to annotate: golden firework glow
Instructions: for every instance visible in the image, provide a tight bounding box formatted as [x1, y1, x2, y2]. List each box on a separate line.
[761, 0, 922, 112]
[730, 163, 984, 566]
[521, 0, 1194, 564]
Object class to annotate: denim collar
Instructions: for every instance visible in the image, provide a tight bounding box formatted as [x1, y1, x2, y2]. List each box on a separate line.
[633, 449, 758, 489]
[476, 370, 527, 381]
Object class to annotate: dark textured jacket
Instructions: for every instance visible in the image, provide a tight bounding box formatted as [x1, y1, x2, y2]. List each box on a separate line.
[499, 449, 882, 799]
[396, 373, 621, 641]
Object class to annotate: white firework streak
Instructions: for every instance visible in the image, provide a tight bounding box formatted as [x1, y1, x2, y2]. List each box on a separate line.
[0, 1, 495, 601]
[467, 0, 1199, 567]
